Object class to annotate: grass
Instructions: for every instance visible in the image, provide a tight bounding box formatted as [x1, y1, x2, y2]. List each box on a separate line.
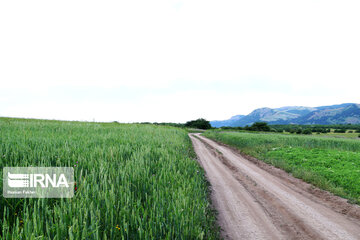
[203, 131, 360, 204]
[312, 132, 360, 139]
[0, 118, 219, 239]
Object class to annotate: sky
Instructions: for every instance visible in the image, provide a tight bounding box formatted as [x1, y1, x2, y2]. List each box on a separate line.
[1, 0, 359, 123]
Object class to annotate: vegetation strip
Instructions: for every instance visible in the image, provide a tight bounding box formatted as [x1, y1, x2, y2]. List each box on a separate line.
[203, 131, 360, 204]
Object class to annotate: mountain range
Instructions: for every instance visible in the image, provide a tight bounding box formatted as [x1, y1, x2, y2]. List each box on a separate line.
[210, 103, 360, 127]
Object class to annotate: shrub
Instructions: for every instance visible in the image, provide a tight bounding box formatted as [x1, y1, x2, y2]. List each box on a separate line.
[302, 129, 312, 135]
[334, 129, 346, 133]
[245, 122, 271, 132]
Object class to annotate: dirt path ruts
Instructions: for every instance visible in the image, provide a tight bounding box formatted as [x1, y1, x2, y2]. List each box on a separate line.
[189, 133, 360, 240]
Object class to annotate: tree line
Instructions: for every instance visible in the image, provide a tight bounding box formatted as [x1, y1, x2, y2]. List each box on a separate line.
[219, 123, 360, 135]
[137, 118, 212, 130]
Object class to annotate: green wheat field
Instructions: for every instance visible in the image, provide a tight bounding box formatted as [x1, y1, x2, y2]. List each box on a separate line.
[0, 118, 218, 239]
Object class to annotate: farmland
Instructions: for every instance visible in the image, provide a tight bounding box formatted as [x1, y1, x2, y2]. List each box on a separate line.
[203, 131, 360, 204]
[0, 118, 219, 239]
[311, 131, 360, 139]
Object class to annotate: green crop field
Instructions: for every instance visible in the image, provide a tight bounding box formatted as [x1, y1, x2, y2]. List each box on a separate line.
[312, 131, 360, 139]
[203, 131, 360, 204]
[0, 118, 219, 239]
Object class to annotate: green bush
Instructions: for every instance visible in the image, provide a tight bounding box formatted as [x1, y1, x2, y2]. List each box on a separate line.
[334, 129, 346, 133]
[245, 122, 271, 132]
[302, 129, 312, 135]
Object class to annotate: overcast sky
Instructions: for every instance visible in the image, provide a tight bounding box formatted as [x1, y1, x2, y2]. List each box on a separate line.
[1, 0, 359, 123]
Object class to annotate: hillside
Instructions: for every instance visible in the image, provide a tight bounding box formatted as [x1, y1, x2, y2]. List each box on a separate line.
[211, 103, 360, 127]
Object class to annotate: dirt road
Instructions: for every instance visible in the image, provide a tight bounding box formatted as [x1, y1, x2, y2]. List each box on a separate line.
[189, 133, 360, 240]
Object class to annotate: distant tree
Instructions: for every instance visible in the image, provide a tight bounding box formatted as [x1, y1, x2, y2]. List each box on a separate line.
[296, 129, 303, 134]
[312, 128, 322, 133]
[247, 122, 271, 132]
[185, 118, 212, 130]
[334, 129, 346, 133]
[302, 129, 312, 135]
